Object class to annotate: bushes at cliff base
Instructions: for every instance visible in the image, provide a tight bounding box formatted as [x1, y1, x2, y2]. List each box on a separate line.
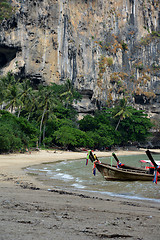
[0, 110, 38, 153]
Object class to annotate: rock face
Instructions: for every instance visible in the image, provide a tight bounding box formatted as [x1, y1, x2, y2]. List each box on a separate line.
[0, 0, 160, 117]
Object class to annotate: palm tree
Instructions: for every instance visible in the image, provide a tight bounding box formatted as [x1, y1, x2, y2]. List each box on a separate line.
[0, 77, 5, 109]
[0, 72, 16, 109]
[114, 97, 132, 131]
[17, 79, 33, 117]
[60, 79, 74, 106]
[60, 79, 81, 107]
[37, 85, 58, 146]
[5, 80, 22, 113]
[25, 90, 37, 121]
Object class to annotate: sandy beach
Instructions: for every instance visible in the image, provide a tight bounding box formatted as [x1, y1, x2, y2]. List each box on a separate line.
[0, 149, 160, 240]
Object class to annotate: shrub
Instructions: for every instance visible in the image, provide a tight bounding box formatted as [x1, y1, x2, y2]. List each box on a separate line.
[151, 31, 160, 37]
[0, 110, 38, 153]
[106, 57, 113, 67]
[121, 41, 128, 51]
[0, 0, 15, 23]
[53, 126, 88, 149]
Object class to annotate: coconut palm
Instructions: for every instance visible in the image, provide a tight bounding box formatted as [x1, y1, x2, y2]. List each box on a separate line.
[37, 85, 58, 146]
[17, 79, 33, 117]
[60, 79, 73, 100]
[5, 80, 22, 113]
[0, 77, 5, 109]
[60, 79, 81, 107]
[24, 89, 37, 121]
[0, 72, 16, 109]
[114, 97, 132, 131]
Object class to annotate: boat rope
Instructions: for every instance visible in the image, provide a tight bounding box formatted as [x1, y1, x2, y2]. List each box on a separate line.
[110, 156, 113, 167]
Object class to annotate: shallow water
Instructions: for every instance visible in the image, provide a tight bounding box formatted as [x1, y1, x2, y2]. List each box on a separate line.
[25, 154, 160, 202]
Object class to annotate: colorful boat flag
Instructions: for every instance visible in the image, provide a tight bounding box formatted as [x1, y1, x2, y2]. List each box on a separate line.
[93, 162, 96, 176]
[86, 150, 91, 165]
[153, 166, 159, 184]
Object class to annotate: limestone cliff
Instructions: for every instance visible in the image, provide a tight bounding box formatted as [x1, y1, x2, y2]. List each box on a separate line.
[0, 0, 160, 118]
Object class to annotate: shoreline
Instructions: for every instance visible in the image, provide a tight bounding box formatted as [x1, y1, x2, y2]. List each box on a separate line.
[0, 149, 149, 188]
[0, 148, 159, 191]
[1, 149, 160, 239]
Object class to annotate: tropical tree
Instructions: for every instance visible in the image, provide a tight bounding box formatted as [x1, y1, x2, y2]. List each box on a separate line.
[0, 110, 38, 153]
[60, 79, 81, 107]
[0, 0, 15, 23]
[0, 72, 16, 108]
[79, 111, 116, 149]
[53, 125, 88, 150]
[24, 89, 37, 121]
[17, 79, 33, 117]
[113, 97, 132, 130]
[5, 81, 22, 113]
[78, 115, 98, 132]
[119, 108, 153, 144]
[0, 77, 5, 108]
[36, 84, 62, 146]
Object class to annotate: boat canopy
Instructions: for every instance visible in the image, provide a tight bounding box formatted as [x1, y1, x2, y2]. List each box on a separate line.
[140, 160, 160, 165]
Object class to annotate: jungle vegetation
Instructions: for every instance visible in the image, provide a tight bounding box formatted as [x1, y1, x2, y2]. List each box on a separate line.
[0, 72, 153, 153]
[0, 0, 15, 23]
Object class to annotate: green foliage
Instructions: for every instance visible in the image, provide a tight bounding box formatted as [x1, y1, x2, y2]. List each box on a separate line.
[60, 79, 82, 106]
[121, 41, 128, 51]
[0, 125, 21, 152]
[79, 104, 152, 148]
[151, 31, 160, 37]
[17, 117, 39, 146]
[0, 73, 82, 151]
[78, 115, 98, 132]
[111, 98, 132, 131]
[0, 0, 15, 23]
[135, 63, 144, 70]
[79, 112, 115, 149]
[119, 108, 153, 143]
[106, 57, 113, 67]
[0, 110, 38, 153]
[95, 124, 115, 148]
[53, 126, 87, 149]
[140, 31, 160, 47]
[152, 63, 160, 69]
[0, 72, 154, 151]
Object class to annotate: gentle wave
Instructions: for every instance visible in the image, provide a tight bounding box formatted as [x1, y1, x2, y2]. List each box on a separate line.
[81, 189, 160, 203]
[26, 155, 160, 202]
[72, 183, 86, 189]
[51, 172, 74, 181]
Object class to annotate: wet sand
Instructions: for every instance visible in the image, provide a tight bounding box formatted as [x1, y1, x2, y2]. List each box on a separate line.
[0, 149, 160, 239]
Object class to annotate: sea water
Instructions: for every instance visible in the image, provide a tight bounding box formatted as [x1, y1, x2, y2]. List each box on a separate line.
[25, 154, 160, 202]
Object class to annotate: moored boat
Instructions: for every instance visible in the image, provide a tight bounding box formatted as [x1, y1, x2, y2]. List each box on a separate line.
[87, 150, 160, 182]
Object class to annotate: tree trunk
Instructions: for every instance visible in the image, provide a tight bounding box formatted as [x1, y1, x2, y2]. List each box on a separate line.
[43, 123, 46, 147]
[27, 112, 31, 121]
[39, 109, 46, 147]
[115, 118, 121, 131]
[17, 106, 21, 118]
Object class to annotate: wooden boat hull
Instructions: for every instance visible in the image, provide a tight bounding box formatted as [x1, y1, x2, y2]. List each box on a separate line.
[95, 163, 159, 181]
[87, 150, 160, 181]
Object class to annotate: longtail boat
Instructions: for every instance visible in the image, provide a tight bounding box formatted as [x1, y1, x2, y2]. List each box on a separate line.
[87, 150, 160, 182]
